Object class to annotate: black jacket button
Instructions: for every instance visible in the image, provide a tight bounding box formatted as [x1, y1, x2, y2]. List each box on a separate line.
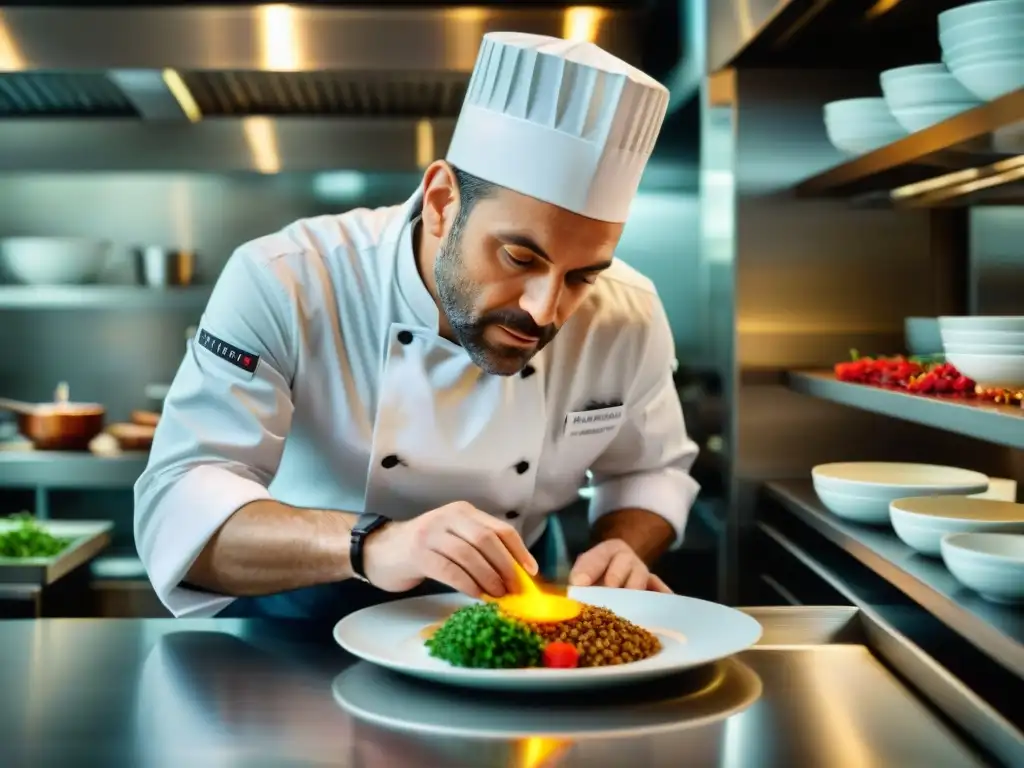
[521, 365, 535, 379]
[515, 460, 530, 475]
[397, 330, 414, 345]
[381, 454, 401, 469]
[505, 510, 520, 520]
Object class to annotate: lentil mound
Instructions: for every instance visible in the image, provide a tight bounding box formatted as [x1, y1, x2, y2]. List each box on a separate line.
[522, 604, 661, 667]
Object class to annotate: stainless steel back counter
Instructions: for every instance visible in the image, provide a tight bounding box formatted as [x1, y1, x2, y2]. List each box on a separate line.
[0, 608, 1014, 767]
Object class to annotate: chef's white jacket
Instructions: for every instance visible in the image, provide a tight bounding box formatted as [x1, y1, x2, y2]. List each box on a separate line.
[134, 189, 700, 618]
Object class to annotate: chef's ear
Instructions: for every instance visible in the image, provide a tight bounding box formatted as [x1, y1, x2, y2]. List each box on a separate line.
[420, 160, 461, 239]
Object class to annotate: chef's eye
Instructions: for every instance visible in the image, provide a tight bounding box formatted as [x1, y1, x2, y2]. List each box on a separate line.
[568, 273, 598, 287]
[503, 249, 533, 268]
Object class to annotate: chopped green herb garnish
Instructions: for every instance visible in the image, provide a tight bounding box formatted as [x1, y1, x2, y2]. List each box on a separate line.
[0, 513, 72, 558]
[426, 602, 545, 669]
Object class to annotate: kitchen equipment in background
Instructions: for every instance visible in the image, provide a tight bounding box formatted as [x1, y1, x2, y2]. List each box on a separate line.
[107, 423, 155, 452]
[0, 238, 111, 285]
[889, 496, 1024, 556]
[940, 532, 1024, 603]
[879, 64, 982, 132]
[133, 246, 198, 287]
[811, 462, 990, 525]
[939, 1, 1024, 100]
[904, 317, 944, 356]
[822, 98, 907, 155]
[0, 383, 105, 451]
[938, 315, 1024, 387]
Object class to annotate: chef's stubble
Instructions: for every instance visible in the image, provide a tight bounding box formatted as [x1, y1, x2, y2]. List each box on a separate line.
[434, 219, 557, 376]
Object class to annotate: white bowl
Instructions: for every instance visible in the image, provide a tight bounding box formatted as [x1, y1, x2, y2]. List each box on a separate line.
[939, 316, 1024, 332]
[824, 126, 907, 155]
[940, 14, 1024, 50]
[812, 462, 990, 498]
[940, 328, 1024, 345]
[814, 486, 893, 525]
[944, 351, 1024, 387]
[970, 477, 1018, 501]
[890, 103, 979, 131]
[940, 532, 1024, 603]
[0, 238, 111, 285]
[943, 33, 1024, 63]
[948, 57, 1024, 100]
[943, 342, 1024, 355]
[939, 0, 1024, 34]
[824, 97, 898, 119]
[890, 496, 1024, 556]
[880, 64, 980, 108]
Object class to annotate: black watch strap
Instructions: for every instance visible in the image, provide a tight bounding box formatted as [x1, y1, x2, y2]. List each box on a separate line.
[350, 513, 390, 583]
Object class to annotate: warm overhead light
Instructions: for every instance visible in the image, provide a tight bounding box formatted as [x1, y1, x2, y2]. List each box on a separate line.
[0, 11, 25, 70]
[865, 0, 905, 20]
[259, 4, 300, 71]
[564, 6, 606, 43]
[890, 154, 1024, 205]
[416, 119, 435, 170]
[161, 69, 202, 123]
[242, 117, 281, 174]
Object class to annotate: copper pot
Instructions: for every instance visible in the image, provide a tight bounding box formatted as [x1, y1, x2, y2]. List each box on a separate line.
[0, 383, 105, 451]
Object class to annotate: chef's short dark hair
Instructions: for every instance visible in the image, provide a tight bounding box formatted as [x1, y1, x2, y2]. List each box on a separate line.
[451, 165, 498, 228]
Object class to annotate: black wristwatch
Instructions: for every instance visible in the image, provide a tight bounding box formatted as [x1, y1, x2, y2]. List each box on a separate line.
[350, 513, 391, 583]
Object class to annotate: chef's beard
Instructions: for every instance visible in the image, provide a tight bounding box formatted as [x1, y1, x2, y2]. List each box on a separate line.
[435, 226, 557, 376]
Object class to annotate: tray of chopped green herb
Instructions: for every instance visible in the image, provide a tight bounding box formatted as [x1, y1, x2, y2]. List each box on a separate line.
[0, 513, 113, 585]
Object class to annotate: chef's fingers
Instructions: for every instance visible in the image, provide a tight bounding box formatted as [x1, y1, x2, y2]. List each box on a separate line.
[568, 540, 615, 586]
[625, 565, 649, 591]
[447, 521, 520, 595]
[420, 550, 482, 598]
[467, 511, 539, 578]
[602, 551, 639, 589]
[439, 532, 508, 597]
[647, 574, 674, 594]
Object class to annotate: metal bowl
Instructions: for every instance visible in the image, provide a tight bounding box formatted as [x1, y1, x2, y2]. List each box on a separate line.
[133, 246, 198, 287]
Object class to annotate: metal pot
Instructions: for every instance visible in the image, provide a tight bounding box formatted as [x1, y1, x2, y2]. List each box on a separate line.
[133, 246, 198, 287]
[0, 383, 105, 451]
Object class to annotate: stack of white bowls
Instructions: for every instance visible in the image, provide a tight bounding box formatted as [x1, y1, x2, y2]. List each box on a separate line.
[823, 98, 907, 155]
[939, 316, 1024, 387]
[811, 462, 989, 525]
[939, 0, 1024, 100]
[879, 64, 982, 132]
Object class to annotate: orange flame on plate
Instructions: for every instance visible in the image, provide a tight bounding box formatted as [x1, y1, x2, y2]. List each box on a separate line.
[486, 563, 582, 623]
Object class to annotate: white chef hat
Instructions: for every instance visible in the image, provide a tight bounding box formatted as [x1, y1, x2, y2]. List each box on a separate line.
[446, 31, 669, 224]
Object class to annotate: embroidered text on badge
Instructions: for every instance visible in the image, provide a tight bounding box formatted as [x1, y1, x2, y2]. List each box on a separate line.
[563, 406, 625, 438]
[196, 329, 260, 374]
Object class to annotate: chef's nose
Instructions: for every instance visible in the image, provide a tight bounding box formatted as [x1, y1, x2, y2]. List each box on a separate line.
[519, 275, 562, 328]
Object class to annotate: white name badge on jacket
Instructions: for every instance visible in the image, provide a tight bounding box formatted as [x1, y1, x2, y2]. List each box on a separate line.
[563, 405, 625, 439]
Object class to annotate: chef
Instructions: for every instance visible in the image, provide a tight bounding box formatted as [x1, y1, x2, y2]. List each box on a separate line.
[134, 31, 700, 621]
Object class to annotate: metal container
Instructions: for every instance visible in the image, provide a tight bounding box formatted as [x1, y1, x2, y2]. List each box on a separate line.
[133, 246, 197, 287]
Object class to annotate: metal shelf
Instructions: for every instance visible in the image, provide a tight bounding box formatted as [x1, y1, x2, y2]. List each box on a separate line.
[0, 452, 148, 489]
[765, 480, 1024, 679]
[795, 87, 1024, 202]
[789, 371, 1024, 450]
[0, 285, 212, 310]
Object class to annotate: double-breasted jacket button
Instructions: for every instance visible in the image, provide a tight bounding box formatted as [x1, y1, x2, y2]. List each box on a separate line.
[397, 330, 414, 345]
[381, 454, 402, 469]
[505, 510, 520, 520]
[520, 365, 536, 379]
[514, 460, 530, 475]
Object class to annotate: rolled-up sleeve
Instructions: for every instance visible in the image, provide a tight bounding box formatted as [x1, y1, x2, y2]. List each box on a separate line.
[587, 298, 700, 548]
[134, 247, 298, 618]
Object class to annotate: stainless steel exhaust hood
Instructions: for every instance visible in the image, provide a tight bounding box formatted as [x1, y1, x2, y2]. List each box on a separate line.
[0, 4, 661, 172]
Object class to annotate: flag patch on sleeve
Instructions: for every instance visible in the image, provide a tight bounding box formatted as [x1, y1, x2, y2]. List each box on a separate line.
[196, 328, 260, 374]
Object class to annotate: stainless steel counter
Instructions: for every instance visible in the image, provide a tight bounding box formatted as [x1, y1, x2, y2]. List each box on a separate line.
[0, 607, 1010, 767]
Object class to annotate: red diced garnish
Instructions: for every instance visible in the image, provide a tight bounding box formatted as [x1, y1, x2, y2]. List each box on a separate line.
[542, 642, 580, 668]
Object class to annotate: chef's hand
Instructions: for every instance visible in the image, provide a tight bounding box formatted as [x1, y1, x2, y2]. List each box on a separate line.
[361, 502, 538, 597]
[569, 539, 673, 593]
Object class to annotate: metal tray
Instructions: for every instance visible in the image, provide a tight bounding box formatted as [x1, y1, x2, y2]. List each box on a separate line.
[0, 519, 112, 585]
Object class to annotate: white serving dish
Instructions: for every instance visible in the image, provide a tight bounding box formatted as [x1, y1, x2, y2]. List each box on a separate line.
[941, 328, 1024, 345]
[971, 477, 1018, 501]
[880, 64, 980, 108]
[812, 463, 989, 526]
[941, 532, 1024, 603]
[943, 34, 1024, 62]
[939, 0, 1024, 34]
[0, 237, 111, 285]
[940, 14, 1024, 50]
[824, 127, 907, 155]
[890, 103, 978, 132]
[948, 57, 1024, 100]
[824, 97, 899, 120]
[889, 496, 1024, 556]
[944, 351, 1024, 387]
[939, 316, 1024, 332]
[943, 342, 1024, 355]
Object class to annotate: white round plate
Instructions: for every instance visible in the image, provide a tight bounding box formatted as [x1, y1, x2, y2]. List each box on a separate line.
[331, 655, 763, 740]
[333, 587, 763, 692]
